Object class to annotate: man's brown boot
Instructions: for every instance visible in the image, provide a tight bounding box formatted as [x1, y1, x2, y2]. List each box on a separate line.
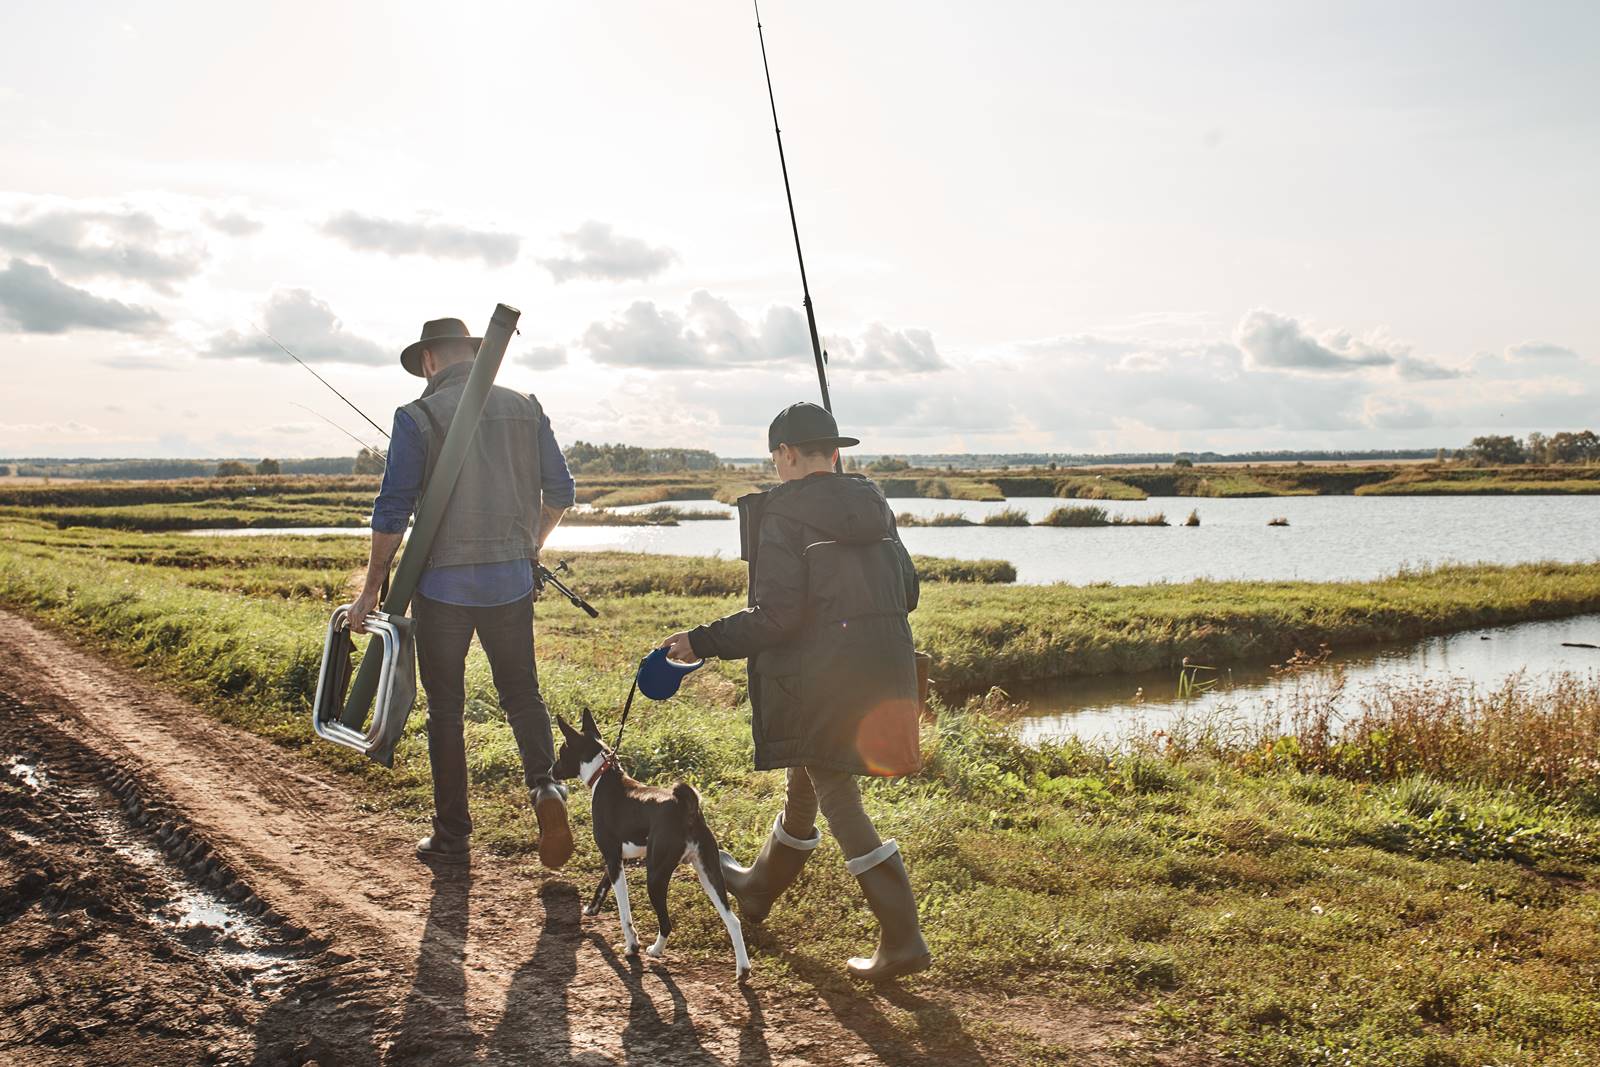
[846, 841, 931, 981]
[532, 782, 573, 870]
[719, 812, 820, 923]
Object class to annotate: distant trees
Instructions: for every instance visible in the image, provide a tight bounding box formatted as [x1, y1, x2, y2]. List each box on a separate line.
[0, 465, 10, 477]
[1539, 431, 1600, 465]
[1461, 431, 1598, 466]
[867, 456, 910, 473]
[215, 460, 252, 477]
[562, 441, 720, 474]
[256, 458, 281, 476]
[1172, 456, 1195, 469]
[353, 449, 387, 475]
[1464, 435, 1526, 465]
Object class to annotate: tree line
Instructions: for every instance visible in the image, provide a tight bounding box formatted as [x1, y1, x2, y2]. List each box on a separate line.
[1461, 431, 1599, 466]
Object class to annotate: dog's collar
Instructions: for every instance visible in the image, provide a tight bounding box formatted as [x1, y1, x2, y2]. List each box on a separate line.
[585, 752, 617, 790]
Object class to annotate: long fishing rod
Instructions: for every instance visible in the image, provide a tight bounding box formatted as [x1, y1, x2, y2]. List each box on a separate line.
[252, 322, 391, 441]
[292, 402, 387, 460]
[753, 0, 834, 419]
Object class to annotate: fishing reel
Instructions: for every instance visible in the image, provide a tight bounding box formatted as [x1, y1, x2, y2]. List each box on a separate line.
[537, 558, 600, 618]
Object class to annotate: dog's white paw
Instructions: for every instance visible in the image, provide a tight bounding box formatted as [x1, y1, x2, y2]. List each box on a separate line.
[583, 904, 601, 918]
[645, 944, 664, 959]
[623, 942, 639, 958]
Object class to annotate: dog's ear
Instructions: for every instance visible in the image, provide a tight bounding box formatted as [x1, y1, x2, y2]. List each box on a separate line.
[580, 707, 601, 739]
[556, 714, 579, 742]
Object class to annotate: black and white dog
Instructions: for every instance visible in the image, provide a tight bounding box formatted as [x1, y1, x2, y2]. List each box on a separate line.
[552, 710, 749, 980]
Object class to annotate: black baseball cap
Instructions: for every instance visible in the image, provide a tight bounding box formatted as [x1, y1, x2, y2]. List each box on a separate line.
[767, 401, 860, 452]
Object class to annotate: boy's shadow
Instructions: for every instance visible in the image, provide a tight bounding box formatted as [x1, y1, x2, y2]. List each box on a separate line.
[770, 943, 981, 1066]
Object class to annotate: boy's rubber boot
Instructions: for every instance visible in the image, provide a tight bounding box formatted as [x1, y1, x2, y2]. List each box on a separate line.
[719, 811, 821, 923]
[532, 782, 573, 870]
[846, 841, 932, 981]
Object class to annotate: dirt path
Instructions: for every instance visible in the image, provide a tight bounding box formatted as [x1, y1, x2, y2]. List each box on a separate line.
[0, 609, 1187, 1066]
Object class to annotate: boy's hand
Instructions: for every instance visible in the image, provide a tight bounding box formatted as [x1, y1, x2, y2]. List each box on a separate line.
[661, 631, 699, 663]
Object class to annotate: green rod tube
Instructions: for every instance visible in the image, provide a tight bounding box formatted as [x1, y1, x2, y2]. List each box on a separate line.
[339, 302, 521, 734]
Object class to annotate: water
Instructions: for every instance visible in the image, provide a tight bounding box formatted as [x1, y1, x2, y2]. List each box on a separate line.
[193, 493, 1600, 586]
[1011, 613, 1600, 745]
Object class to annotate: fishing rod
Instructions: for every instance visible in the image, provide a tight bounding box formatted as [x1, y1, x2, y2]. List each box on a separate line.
[752, 0, 835, 420]
[292, 402, 387, 460]
[252, 322, 391, 441]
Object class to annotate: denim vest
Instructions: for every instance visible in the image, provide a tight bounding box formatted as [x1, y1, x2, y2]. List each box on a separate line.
[400, 361, 544, 569]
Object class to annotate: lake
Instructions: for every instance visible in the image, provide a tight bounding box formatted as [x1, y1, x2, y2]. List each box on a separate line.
[1009, 613, 1600, 745]
[195, 493, 1600, 586]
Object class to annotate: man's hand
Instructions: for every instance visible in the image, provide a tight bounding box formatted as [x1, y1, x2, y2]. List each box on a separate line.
[349, 586, 381, 635]
[661, 631, 699, 663]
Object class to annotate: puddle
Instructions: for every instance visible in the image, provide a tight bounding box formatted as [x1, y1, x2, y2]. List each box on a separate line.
[86, 808, 304, 993]
[29, 763, 311, 995]
[7, 755, 43, 790]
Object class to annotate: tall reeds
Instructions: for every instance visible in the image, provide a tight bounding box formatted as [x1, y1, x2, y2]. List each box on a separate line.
[1038, 505, 1111, 526]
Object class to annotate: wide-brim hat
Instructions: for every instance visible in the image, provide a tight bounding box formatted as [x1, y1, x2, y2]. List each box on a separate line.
[767, 401, 860, 452]
[401, 317, 482, 377]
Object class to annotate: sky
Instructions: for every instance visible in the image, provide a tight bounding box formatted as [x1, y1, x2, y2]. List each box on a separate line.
[1, 0, 1596, 460]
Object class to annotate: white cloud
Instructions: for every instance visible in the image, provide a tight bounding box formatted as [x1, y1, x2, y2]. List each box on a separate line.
[540, 221, 675, 283]
[0, 420, 98, 436]
[581, 290, 944, 379]
[518, 344, 568, 369]
[205, 289, 387, 366]
[584, 291, 805, 368]
[0, 259, 163, 334]
[1506, 340, 1580, 360]
[205, 211, 262, 236]
[321, 211, 519, 267]
[0, 203, 205, 294]
[1235, 309, 1401, 373]
[848, 323, 947, 372]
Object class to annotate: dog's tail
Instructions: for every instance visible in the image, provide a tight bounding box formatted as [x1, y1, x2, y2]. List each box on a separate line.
[678, 783, 732, 909]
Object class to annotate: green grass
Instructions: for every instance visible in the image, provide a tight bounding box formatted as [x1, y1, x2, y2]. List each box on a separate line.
[896, 511, 979, 527]
[1051, 474, 1149, 500]
[982, 507, 1031, 527]
[913, 561, 1600, 694]
[1038, 505, 1110, 526]
[1112, 511, 1168, 526]
[1, 520, 1598, 1063]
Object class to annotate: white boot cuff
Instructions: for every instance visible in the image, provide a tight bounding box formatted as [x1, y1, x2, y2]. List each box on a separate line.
[845, 838, 900, 876]
[772, 811, 821, 851]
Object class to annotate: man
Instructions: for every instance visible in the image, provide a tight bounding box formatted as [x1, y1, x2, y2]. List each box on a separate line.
[660, 402, 931, 980]
[351, 317, 575, 869]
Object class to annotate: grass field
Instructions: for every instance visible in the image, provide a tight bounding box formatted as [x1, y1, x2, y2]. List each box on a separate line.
[3, 512, 1600, 1063]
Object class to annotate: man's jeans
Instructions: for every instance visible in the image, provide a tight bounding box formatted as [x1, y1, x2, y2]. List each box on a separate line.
[415, 592, 556, 840]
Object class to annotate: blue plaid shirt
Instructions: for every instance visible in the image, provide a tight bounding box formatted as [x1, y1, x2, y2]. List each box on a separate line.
[371, 407, 576, 606]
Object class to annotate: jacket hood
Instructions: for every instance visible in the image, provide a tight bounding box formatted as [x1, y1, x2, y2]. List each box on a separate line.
[764, 473, 893, 545]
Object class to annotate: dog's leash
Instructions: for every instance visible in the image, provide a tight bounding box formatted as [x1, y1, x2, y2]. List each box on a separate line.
[611, 677, 640, 752]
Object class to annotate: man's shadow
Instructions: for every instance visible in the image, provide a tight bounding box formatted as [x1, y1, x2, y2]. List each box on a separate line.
[771, 943, 981, 1066]
[392, 859, 477, 1064]
[483, 880, 590, 1063]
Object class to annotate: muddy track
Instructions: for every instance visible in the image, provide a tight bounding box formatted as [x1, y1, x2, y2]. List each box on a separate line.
[0, 609, 1190, 1065]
